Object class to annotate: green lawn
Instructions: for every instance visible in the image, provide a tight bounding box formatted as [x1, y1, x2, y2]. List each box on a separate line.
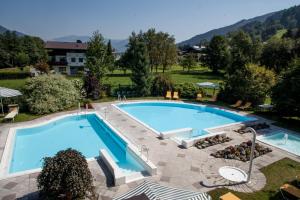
[0, 65, 223, 90]
[208, 158, 300, 200]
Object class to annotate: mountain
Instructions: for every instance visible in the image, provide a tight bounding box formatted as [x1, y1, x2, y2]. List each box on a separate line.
[52, 35, 128, 53]
[178, 5, 300, 46]
[0, 25, 26, 36]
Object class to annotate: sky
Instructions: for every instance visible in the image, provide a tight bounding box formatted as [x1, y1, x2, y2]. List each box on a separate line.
[0, 0, 300, 42]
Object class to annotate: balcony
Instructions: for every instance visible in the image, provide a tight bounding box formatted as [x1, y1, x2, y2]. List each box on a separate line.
[49, 61, 68, 66]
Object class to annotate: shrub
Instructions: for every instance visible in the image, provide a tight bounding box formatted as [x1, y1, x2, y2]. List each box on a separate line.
[83, 73, 100, 99]
[0, 71, 31, 79]
[24, 75, 80, 114]
[151, 74, 174, 96]
[219, 64, 276, 105]
[175, 82, 200, 99]
[272, 60, 300, 116]
[37, 149, 94, 200]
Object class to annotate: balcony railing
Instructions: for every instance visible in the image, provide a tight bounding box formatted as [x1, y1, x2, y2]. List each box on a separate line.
[49, 61, 68, 66]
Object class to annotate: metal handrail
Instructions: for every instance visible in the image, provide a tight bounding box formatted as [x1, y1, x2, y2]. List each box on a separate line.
[140, 144, 149, 162]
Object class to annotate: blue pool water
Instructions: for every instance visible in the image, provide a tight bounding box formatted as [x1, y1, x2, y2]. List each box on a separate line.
[10, 114, 144, 174]
[118, 102, 255, 138]
[258, 131, 300, 156]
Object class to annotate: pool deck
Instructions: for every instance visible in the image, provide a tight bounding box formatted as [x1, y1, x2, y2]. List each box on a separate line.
[0, 100, 300, 199]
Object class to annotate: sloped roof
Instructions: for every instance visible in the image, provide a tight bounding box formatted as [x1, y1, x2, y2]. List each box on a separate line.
[45, 41, 88, 50]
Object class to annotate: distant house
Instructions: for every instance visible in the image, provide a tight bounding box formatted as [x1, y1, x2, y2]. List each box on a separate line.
[178, 45, 206, 61]
[45, 40, 87, 75]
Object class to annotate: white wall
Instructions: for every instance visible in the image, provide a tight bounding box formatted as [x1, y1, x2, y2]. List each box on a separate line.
[66, 52, 86, 67]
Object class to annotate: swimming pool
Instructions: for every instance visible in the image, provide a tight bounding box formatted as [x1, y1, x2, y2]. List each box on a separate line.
[117, 102, 255, 139]
[258, 131, 300, 156]
[6, 114, 145, 175]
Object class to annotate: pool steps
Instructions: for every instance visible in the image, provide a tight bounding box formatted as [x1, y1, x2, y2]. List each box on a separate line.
[100, 148, 156, 186]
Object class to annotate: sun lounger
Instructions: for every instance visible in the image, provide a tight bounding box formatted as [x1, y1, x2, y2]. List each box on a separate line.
[219, 192, 241, 200]
[280, 183, 300, 199]
[239, 102, 252, 110]
[165, 91, 172, 99]
[196, 93, 202, 101]
[231, 100, 242, 108]
[4, 107, 18, 122]
[173, 91, 179, 100]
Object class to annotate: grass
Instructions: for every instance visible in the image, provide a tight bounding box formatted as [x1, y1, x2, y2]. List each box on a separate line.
[0, 65, 223, 90]
[208, 158, 300, 200]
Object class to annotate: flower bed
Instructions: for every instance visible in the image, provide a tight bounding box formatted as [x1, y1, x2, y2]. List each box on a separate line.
[194, 135, 232, 149]
[211, 140, 272, 162]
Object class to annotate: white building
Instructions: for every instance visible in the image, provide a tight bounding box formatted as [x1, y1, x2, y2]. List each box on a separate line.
[45, 41, 87, 75]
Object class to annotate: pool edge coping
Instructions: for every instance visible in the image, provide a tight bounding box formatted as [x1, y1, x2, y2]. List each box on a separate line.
[0, 111, 157, 181]
[112, 100, 258, 148]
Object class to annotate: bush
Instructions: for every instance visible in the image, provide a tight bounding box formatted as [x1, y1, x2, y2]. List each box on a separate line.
[272, 60, 300, 116]
[175, 82, 200, 99]
[24, 75, 80, 114]
[83, 73, 100, 99]
[37, 149, 94, 200]
[151, 74, 174, 96]
[219, 64, 276, 105]
[0, 71, 31, 79]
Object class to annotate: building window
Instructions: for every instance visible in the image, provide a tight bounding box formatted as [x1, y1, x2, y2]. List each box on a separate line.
[79, 58, 84, 63]
[71, 57, 76, 62]
[59, 67, 66, 73]
[59, 57, 66, 62]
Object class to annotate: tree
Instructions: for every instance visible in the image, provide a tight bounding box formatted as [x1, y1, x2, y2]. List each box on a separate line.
[15, 52, 29, 70]
[117, 52, 131, 74]
[260, 37, 294, 73]
[34, 60, 50, 74]
[0, 31, 21, 67]
[85, 31, 110, 98]
[219, 64, 276, 105]
[24, 75, 80, 114]
[229, 31, 254, 63]
[0, 31, 47, 68]
[142, 29, 177, 73]
[202, 35, 230, 73]
[126, 32, 151, 96]
[180, 53, 197, 72]
[151, 74, 173, 96]
[106, 40, 115, 73]
[21, 36, 48, 65]
[83, 72, 100, 99]
[272, 59, 300, 116]
[159, 32, 177, 73]
[86, 31, 108, 83]
[37, 149, 94, 200]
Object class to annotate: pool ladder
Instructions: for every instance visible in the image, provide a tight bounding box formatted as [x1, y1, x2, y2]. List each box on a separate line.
[140, 144, 149, 162]
[118, 94, 127, 103]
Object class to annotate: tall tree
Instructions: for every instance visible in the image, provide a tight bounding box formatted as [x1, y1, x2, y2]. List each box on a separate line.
[106, 40, 115, 73]
[260, 37, 294, 73]
[126, 32, 151, 96]
[272, 59, 300, 116]
[202, 35, 230, 73]
[159, 32, 177, 73]
[180, 53, 197, 72]
[15, 52, 29, 70]
[86, 31, 108, 84]
[142, 29, 177, 73]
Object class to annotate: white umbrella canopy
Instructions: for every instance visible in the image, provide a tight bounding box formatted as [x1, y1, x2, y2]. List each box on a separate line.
[0, 87, 22, 115]
[197, 82, 219, 97]
[196, 82, 219, 89]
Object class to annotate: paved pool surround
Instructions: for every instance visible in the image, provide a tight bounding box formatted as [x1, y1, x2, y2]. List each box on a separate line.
[0, 100, 299, 199]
